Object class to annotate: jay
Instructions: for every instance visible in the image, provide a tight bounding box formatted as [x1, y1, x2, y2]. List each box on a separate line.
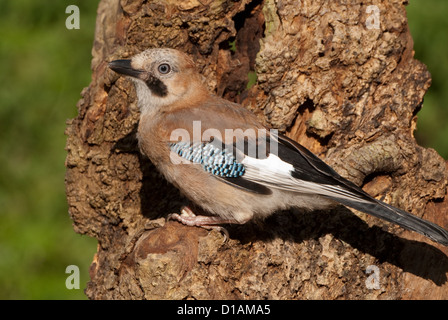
[109, 48, 448, 246]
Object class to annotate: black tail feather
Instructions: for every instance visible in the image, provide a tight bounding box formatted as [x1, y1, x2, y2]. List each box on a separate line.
[327, 195, 448, 246]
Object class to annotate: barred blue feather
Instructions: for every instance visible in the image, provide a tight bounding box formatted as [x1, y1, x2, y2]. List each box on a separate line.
[170, 141, 245, 178]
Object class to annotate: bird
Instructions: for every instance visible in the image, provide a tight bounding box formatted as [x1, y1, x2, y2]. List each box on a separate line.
[109, 47, 448, 246]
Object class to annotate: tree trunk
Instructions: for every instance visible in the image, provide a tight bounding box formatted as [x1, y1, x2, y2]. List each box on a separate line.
[65, 0, 448, 299]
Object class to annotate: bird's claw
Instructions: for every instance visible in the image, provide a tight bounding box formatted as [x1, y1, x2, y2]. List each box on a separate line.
[167, 207, 230, 243]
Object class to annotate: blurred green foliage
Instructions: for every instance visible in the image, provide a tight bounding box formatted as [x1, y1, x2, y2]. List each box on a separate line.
[0, 1, 99, 299]
[407, 1, 448, 158]
[0, 0, 446, 300]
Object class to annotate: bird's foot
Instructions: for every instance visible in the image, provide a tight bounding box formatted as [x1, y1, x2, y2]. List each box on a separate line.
[168, 206, 234, 241]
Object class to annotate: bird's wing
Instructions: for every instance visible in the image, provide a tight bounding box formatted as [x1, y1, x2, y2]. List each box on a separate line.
[240, 132, 368, 200]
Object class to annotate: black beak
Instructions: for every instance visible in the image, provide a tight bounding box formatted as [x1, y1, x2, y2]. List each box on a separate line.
[108, 59, 143, 78]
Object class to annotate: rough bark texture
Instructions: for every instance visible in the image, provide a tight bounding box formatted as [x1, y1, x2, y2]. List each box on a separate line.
[65, 0, 448, 299]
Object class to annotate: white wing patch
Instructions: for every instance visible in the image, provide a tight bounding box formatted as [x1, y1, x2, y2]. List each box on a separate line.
[242, 154, 370, 203]
[242, 153, 294, 175]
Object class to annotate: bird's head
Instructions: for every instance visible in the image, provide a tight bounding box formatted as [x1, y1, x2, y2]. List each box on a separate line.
[109, 48, 206, 114]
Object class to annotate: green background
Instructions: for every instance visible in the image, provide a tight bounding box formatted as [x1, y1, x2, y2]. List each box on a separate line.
[0, 1, 446, 299]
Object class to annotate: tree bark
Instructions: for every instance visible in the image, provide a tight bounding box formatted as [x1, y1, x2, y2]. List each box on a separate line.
[65, 0, 448, 299]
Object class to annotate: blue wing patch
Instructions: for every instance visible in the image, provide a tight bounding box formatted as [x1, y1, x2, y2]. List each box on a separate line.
[170, 141, 245, 178]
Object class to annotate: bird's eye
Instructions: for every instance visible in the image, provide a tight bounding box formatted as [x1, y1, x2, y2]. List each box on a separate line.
[158, 63, 171, 74]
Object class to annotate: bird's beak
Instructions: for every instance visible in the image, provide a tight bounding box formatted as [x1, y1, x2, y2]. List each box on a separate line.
[108, 59, 143, 78]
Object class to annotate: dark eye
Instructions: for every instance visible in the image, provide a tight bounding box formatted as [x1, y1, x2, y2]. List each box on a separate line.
[158, 63, 171, 74]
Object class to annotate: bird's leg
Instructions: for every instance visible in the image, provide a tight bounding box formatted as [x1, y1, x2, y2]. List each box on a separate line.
[168, 206, 243, 241]
[170, 206, 241, 225]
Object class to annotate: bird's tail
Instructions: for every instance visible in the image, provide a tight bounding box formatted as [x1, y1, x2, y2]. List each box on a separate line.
[326, 194, 448, 246]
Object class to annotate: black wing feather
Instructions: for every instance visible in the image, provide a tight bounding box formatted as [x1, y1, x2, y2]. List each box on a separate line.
[215, 176, 272, 195]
